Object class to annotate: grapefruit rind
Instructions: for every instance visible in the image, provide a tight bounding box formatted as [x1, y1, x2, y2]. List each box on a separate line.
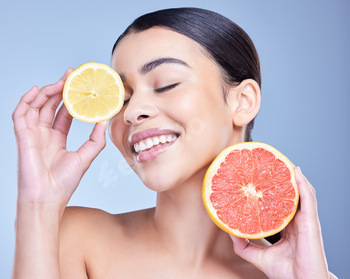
[62, 62, 125, 123]
[202, 142, 299, 239]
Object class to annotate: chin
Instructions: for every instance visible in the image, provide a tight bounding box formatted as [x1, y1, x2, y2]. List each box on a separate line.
[140, 174, 177, 192]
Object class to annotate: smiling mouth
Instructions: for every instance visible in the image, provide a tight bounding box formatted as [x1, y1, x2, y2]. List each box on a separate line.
[133, 134, 178, 154]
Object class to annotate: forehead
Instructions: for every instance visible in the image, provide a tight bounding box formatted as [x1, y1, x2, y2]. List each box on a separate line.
[111, 27, 206, 72]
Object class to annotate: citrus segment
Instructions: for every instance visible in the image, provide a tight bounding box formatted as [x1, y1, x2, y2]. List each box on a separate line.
[63, 62, 124, 123]
[203, 142, 299, 239]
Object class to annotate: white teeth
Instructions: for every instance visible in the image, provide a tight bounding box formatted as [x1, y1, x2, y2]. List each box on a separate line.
[133, 134, 178, 154]
[153, 137, 160, 145]
[139, 141, 147, 152]
[166, 135, 173, 142]
[145, 138, 153, 149]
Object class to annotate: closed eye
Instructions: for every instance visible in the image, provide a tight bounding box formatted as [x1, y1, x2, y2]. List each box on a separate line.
[123, 94, 131, 106]
[123, 83, 179, 106]
[154, 83, 179, 93]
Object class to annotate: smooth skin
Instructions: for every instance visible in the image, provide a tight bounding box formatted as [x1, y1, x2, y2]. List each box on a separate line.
[12, 27, 336, 278]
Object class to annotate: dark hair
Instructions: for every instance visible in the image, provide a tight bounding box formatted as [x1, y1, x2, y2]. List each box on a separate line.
[112, 8, 261, 142]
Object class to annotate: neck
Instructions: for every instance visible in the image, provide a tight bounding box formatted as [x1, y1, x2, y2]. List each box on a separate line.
[152, 167, 236, 265]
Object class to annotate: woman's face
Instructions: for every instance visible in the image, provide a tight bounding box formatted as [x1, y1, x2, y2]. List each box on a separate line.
[109, 27, 241, 191]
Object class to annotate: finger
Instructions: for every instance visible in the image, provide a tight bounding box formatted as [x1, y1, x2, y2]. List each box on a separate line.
[77, 121, 108, 171]
[27, 67, 73, 115]
[12, 85, 40, 132]
[295, 167, 317, 215]
[29, 80, 65, 110]
[52, 103, 73, 136]
[230, 235, 265, 272]
[290, 161, 296, 168]
[37, 68, 74, 126]
[294, 167, 322, 237]
[45, 68, 74, 97]
[291, 168, 328, 272]
[62, 67, 74, 80]
[26, 80, 65, 125]
[38, 93, 63, 126]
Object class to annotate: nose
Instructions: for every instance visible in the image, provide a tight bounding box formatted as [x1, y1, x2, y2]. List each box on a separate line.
[123, 91, 159, 125]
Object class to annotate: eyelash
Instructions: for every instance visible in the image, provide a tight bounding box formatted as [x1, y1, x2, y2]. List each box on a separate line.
[123, 83, 179, 106]
[154, 83, 179, 93]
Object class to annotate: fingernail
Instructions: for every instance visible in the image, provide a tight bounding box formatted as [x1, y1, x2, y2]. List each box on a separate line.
[58, 72, 65, 81]
[30, 85, 38, 91]
[296, 166, 303, 175]
[59, 68, 73, 81]
[98, 121, 108, 128]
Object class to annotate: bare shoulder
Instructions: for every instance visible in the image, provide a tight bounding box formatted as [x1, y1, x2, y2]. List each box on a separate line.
[60, 206, 118, 230]
[59, 206, 155, 244]
[58, 206, 116, 278]
[61, 205, 154, 227]
[59, 206, 155, 278]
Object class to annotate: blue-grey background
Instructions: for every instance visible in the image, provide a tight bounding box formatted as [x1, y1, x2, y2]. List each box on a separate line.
[1, 0, 349, 277]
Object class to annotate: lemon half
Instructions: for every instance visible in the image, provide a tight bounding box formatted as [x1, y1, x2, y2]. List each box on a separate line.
[63, 62, 124, 123]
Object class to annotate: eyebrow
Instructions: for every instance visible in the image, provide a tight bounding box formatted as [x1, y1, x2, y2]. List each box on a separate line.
[140, 57, 191, 75]
[119, 57, 191, 82]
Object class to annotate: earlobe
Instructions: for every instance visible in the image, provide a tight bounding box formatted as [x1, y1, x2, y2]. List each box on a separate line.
[227, 79, 261, 127]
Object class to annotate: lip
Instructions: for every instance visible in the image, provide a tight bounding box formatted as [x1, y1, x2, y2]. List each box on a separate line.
[136, 141, 175, 163]
[128, 128, 180, 146]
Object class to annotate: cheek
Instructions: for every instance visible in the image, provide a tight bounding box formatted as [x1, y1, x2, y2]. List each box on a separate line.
[176, 88, 228, 136]
[165, 87, 206, 127]
[180, 92, 233, 155]
[108, 114, 127, 151]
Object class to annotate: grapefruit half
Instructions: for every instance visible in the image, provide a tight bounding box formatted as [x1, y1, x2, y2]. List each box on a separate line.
[203, 142, 299, 239]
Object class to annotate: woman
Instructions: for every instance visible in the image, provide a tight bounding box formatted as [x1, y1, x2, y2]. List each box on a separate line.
[12, 8, 335, 278]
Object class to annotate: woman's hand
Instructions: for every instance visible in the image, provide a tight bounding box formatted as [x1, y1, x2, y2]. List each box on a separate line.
[12, 68, 108, 278]
[12, 69, 107, 213]
[230, 167, 334, 279]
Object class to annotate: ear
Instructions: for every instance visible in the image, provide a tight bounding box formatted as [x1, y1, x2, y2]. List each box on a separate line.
[227, 79, 261, 127]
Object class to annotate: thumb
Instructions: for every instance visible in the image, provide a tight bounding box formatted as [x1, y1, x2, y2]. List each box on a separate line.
[77, 121, 108, 171]
[230, 234, 266, 272]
